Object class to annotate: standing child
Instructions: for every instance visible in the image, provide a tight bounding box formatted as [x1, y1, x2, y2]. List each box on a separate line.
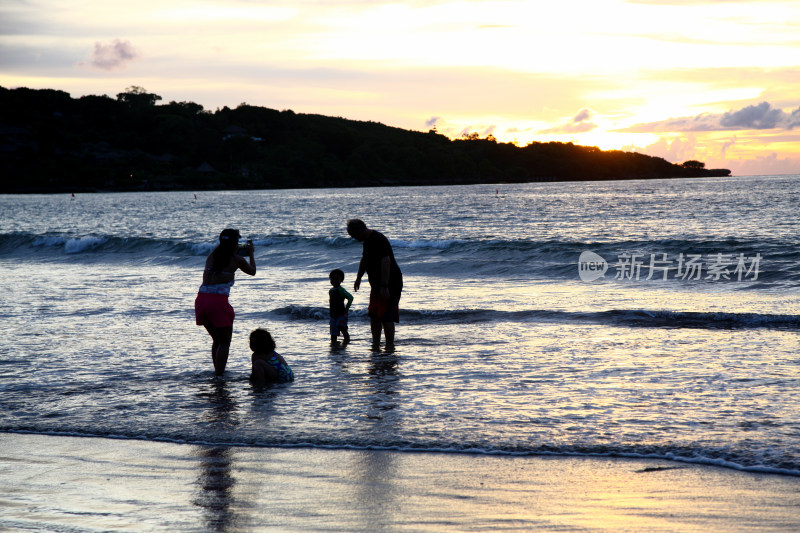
[329, 268, 354, 343]
[249, 328, 294, 384]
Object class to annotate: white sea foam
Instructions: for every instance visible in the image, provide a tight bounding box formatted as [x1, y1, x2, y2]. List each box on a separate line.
[64, 236, 107, 254]
[32, 236, 67, 248]
[190, 242, 215, 255]
[390, 238, 465, 249]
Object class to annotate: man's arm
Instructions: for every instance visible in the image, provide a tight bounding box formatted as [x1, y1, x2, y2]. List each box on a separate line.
[354, 256, 366, 291]
[379, 256, 390, 299]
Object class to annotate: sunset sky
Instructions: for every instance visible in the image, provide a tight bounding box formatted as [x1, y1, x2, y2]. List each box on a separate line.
[2, 0, 800, 175]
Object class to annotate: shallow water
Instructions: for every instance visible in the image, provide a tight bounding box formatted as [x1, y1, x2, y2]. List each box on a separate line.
[1, 175, 799, 474]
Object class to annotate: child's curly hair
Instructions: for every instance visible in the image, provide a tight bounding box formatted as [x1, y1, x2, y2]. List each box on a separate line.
[249, 328, 276, 353]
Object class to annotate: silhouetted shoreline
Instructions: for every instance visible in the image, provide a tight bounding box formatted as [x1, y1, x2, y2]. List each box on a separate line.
[1, 86, 730, 193]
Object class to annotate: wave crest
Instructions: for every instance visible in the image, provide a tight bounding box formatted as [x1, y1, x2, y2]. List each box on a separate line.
[263, 305, 800, 331]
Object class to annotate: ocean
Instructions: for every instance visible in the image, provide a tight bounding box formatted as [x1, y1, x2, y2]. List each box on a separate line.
[1, 175, 799, 476]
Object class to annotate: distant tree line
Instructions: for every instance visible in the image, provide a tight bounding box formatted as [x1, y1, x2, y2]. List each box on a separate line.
[0, 86, 730, 193]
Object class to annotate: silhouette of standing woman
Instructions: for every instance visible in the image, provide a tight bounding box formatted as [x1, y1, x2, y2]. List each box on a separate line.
[194, 228, 256, 375]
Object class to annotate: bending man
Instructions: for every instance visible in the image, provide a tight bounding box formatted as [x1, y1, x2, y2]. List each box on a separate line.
[347, 219, 403, 350]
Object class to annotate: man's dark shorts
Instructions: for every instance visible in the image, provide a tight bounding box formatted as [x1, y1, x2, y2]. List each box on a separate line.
[368, 291, 400, 323]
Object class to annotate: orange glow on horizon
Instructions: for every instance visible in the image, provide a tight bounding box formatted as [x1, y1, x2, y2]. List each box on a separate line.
[2, 0, 800, 175]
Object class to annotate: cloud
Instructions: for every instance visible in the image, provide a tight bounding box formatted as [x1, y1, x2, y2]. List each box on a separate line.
[88, 39, 138, 70]
[621, 113, 719, 132]
[623, 135, 698, 164]
[785, 107, 800, 129]
[622, 101, 800, 133]
[720, 102, 784, 129]
[721, 137, 736, 157]
[622, 131, 800, 175]
[418, 116, 496, 139]
[538, 107, 598, 134]
[730, 152, 800, 176]
[0, 42, 79, 70]
[458, 125, 496, 137]
[626, 0, 773, 3]
[505, 126, 534, 134]
[572, 108, 591, 123]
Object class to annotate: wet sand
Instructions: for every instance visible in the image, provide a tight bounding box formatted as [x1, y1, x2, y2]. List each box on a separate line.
[1, 432, 799, 532]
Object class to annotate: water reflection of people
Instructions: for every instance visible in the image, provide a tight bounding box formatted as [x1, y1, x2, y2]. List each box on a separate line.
[194, 446, 235, 532]
[194, 228, 256, 375]
[367, 352, 399, 418]
[193, 379, 238, 531]
[349, 352, 401, 527]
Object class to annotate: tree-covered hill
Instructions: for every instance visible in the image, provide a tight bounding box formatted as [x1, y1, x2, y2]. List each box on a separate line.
[0, 86, 730, 193]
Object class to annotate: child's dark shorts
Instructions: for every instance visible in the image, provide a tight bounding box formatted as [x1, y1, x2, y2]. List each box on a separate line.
[330, 314, 349, 336]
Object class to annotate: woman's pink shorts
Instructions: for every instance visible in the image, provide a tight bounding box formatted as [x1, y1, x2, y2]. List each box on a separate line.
[195, 292, 235, 328]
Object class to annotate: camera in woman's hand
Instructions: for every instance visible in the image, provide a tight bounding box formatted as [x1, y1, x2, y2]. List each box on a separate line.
[238, 240, 253, 256]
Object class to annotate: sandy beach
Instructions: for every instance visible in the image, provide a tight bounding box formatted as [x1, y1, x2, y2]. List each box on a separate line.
[0, 433, 798, 532]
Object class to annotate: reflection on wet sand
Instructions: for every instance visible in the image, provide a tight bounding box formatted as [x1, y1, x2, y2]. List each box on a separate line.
[189, 351, 408, 531]
[350, 351, 402, 526]
[193, 446, 235, 532]
[193, 379, 238, 532]
[191, 375, 285, 532]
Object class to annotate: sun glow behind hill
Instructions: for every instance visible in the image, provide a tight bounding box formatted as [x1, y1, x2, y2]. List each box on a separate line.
[2, 0, 800, 174]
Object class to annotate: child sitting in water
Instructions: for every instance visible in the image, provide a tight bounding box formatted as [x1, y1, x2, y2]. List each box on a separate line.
[328, 268, 354, 343]
[249, 328, 294, 384]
